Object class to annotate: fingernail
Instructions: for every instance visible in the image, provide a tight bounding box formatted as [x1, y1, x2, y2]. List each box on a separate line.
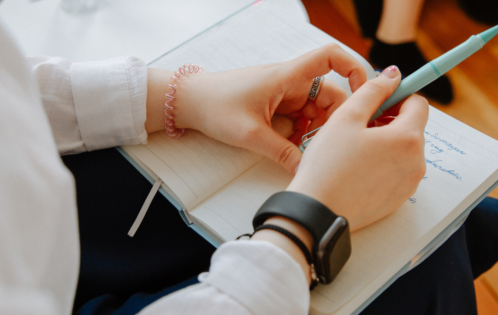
[381, 66, 399, 79]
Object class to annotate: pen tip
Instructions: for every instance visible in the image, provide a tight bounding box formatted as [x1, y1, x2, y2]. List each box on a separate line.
[478, 25, 498, 44]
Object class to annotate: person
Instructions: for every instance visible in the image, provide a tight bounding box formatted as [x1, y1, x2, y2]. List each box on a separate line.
[353, 0, 454, 105]
[2, 12, 497, 315]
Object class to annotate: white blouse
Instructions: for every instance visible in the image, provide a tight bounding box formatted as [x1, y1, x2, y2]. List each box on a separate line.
[0, 19, 309, 315]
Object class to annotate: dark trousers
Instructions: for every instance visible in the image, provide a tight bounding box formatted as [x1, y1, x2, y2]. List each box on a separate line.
[63, 148, 498, 315]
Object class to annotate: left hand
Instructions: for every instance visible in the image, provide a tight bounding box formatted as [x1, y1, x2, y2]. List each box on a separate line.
[146, 44, 367, 174]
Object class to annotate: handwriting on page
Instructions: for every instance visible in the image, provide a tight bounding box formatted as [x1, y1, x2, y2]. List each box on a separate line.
[424, 130, 464, 181]
[313, 109, 498, 314]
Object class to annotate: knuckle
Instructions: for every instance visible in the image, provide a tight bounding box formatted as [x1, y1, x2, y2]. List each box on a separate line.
[350, 63, 364, 76]
[337, 88, 348, 102]
[362, 81, 386, 95]
[395, 130, 424, 154]
[409, 159, 427, 182]
[239, 121, 260, 144]
[274, 144, 295, 166]
[415, 162, 427, 181]
[345, 105, 363, 121]
[323, 43, 341, 52]
[409, 94, 429, 106]
[404, 131, 423, 149]
[402, 135, 427, 184]
[407, 163, 426, 194]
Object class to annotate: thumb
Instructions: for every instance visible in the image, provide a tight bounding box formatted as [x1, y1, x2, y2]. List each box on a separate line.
[253, 125, 302, 175]
[340, 65, 401, 124]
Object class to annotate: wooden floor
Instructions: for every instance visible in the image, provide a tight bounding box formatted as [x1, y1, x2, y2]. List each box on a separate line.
[300, 0, 498, 313]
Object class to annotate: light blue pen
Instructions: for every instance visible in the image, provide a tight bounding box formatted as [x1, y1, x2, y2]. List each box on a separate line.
[299, 25, 498, 152]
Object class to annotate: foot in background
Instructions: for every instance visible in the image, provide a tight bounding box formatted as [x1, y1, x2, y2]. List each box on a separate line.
[369, 39, 454, 105]
[353, 0, 454, 105]
[352, 0, 383, 39]
[458, 0, 498, 26]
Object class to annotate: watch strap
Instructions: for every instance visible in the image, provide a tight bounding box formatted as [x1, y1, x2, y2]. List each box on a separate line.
[254, 224, 314, 265]
[253, 191, 339, 244]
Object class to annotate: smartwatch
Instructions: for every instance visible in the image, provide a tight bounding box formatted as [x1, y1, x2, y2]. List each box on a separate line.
[253, 191, 351, 285]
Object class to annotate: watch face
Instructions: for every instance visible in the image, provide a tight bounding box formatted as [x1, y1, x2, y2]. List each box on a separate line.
[316, 217, 352, 284]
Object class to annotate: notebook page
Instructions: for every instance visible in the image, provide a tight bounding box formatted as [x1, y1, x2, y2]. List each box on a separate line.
[124, 4, 377, 211]
[150, 3, 376, 95]
[189, 158, 291, 242]
[123, 130, 262, 210]
[313, 107, 498, 315]
[189, 106, 498, 314]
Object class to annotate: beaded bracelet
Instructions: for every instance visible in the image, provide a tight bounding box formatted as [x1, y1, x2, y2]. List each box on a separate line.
[164, 64, 205, 138]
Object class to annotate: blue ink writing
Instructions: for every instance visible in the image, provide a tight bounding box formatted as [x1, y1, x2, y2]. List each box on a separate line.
[424, 131, 466, 155]
[425, 158, 462, 181]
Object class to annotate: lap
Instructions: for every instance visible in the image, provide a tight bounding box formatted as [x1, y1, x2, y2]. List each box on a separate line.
[63, 148, 215, 314]
[65, 148, 498, 315]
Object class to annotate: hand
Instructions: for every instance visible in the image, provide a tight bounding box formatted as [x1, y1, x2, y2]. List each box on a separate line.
[146, 44, 367, 174]
[287, 66, 429, 232]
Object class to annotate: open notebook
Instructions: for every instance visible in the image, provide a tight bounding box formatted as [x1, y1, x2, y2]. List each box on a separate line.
[118, 3, 498, 315]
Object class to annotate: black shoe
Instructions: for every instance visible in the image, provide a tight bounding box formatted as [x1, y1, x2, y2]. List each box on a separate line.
[458, 0, 498, 25]
[369, 38, 454, 105]
[352, 0, 383, 39]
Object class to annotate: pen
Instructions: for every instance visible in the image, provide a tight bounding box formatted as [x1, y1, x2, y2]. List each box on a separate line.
[299, 25, 498, 152]
[370, 24, 498, 122]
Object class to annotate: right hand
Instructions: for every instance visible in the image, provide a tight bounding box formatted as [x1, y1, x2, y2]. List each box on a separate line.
[286, 66, 429, 232]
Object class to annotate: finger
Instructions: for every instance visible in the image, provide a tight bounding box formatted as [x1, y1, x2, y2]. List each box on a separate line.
[300, 103, 326, 134]
[388, 94, 429, 132]
[314, 80, 348, 121]
[290, 43, 367, 92]
[288, 117, 309, 145]
[308, 112, 325, 134]
[271, 115, 294, 138]
[254, 125, 303, 174]
[287, 110, 304, 121]
[302, 103, 323, 121]
[382, 102, 402, 117]
[339, 66, 401, 124]
[302, 80, 347, 121]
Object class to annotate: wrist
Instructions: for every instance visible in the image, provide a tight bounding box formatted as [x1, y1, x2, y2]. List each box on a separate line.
[251, 216, 314, 285]
[286, 180, 332, 216]
[145, 68, 173, 134]
[145, 67, 207, 135]
[171, 73, 207, 130]
[253, 191, 351, 285]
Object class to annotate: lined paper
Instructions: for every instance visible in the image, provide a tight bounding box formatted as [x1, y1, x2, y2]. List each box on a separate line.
[151, 4, 376, 96]
[124, 130, 262, 210]
[189, 107, 498, 315]
[190, 158, 292, 242]
[124, 5, 498, 314]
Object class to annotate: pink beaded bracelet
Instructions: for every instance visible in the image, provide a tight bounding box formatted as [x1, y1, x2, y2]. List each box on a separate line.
[164, 64, 205, 138]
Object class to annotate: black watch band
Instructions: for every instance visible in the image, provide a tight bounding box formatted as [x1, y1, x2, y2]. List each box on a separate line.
[253, 191, 351, 285]
[253, 191, 338, 244]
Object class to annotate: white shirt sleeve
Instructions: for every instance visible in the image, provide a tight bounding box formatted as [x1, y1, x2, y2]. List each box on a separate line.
[1, 18, 311, 315]
[29, 56, 148, 155]
[139, 240, 310, 315]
